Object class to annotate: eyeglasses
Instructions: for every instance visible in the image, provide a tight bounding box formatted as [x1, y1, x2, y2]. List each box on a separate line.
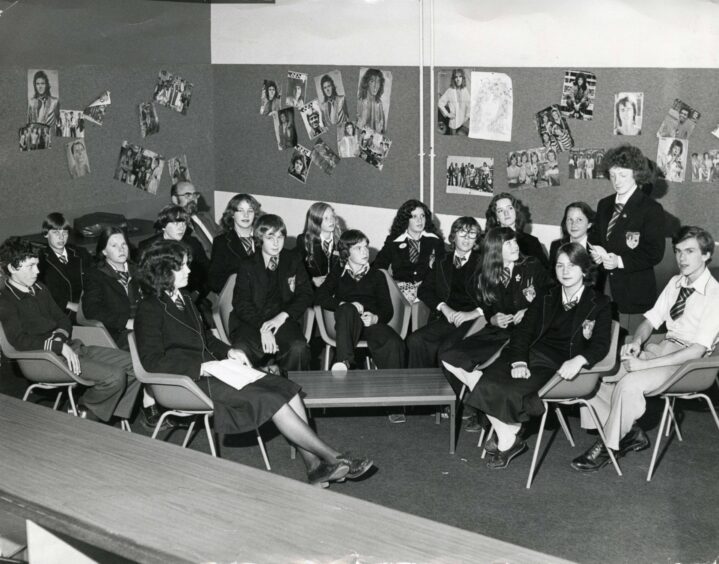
[457, 230, 479, 239]
[178, 192, 200, 200]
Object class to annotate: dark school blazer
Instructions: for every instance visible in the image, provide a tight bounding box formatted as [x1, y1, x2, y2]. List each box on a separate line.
[297, 232, 340, 279]
[138, 233, 210, 299]
[516, 230, 549, 270]
[38, 244, 92, 312]
[373, 232, 446, 283]
[208, 230, 254, 294]
[418, 250, 480, 316]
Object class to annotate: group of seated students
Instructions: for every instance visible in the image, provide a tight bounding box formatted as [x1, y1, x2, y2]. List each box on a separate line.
[1, 143, 718, 481]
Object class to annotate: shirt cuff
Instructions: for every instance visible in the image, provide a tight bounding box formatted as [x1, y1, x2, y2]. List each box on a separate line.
[436, 302, 446, 312]
[511, 361, 528, 369]
[616, 255, 624, 269]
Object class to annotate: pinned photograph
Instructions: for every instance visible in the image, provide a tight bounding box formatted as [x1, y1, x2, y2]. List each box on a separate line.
[656, 137, 688, 183]
[657, 99, 700, 139]
[311, 139, 340, 176]
[690, 150, 719, 182]
[568, 148, 606, 180]
[168, 154, 191, 185]
[273, 107, 297, 151]
[66, 139, 90, 179]
[559, 71, 596, 120]
[314, 70, 348, 126]
[712, 123, 719, 141]
[446, 156, 493, 196]
[27, 69, 60, 127]
[83, 90, 111, 126]
[613, 93, 643, 136]
[469, 72, 512, 142]
[113, 140, 165, 194]
[337, 120, 360, 158]
[358, 127, 392, 171]
[139, 102, 160, 138]
[536, 105, 574, 152]
[507, 147, 559, 189]
[19, 124, 51, 152]
[288, 145, 312, 184]
[56, 110, 85, 138]
[357, 67, 392, 134]
[285, 71, 308, 109]
[437, 69, 471, 136]
[260, 79, 282, 115]
[300, 100, 328, 140]
[153, 70, 193, 115]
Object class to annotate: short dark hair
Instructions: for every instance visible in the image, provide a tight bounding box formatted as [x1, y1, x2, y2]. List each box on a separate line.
[253, 214, 287, 246]
[555, 242, 598, 287]
[448, 216, 481, 250]
[673, 225, 715, 261]
[0, 237, 38, 276]
[136, 240, 189, 297]
[338, 229, 369, 266]
[601, 144, 651, 185]
[95, 226, 129, 260]
[560, 201, 596, 240]
[155, 205, 189, 231]
[220, 193, 262, 232]
[42, 212, 71, 235]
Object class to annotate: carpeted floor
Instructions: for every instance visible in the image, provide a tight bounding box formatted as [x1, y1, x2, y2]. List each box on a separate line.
[1, 360, 717, 564]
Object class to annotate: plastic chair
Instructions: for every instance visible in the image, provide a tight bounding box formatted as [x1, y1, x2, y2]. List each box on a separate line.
[126, 332, 271, 470]
[76, 297, 119, 349]
[644, 346, 719, 481]
[0, 320, 94, 417]
[314, 269, 411, 370]
[411, 300, 431, 332]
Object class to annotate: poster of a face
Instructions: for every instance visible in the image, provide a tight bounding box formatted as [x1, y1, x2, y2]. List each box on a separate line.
[446, 156, 493, 196]
[27, 69, 60, 127]
[300, 100, 328, 140]
[152, 70, 193, 115]
[285, 71, 308, 109]
[113, 140, 165, 194]
[314, 70, 348, 126]
[337, 120, 360, 158]
[356, 67, 392, 135]
[83, 90, 111, 126]
[139, 102, 160, 138]
[506, 147, 559, 189]
[358, 127, 392, 171]
[288, 145, 312, 184]
[656, 137, 688, 183]
[559, 71, 596, 120]
[692, 149, 719, 182]
[168, 154, 191, 184]
[66, 139, 90, 179]
[613, 93, 643, 136]
[19, 124, 51, 152]
[656, 99, 700, 140]
[273, 108, 297, 151]
[56, 110, 85, 138]
[535, 105, 574, 152]
[311, 138, 340, 176]
[260, 79, 282, 115]
[468, 72, 512, 142]
[437, 69, 471, 135]
[568, 148, 605, 180]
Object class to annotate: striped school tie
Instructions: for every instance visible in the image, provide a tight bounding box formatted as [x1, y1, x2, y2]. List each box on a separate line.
[500, 267, 511, 287]
[454, 255, 464, 269]
[322, 239, 331, 257]
[267, 256, 279, 271]
[605, 203, 624, 239]
[563, 299, 579, 311]
[669, 286, 694, 320]
[239, 237, 254, 255]
[408, 239, 420, 264]
[57, 254, 68, 265]
[173, 294, 185, 311]
[348, 264, 369, 281]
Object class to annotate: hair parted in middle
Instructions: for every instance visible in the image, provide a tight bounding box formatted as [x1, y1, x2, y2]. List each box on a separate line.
[385, 199, 442, 242]
[136, 239, 191, 298]
[337, 229, 369, 267]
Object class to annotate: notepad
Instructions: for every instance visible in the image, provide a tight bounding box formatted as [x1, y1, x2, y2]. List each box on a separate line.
[201, 359, 266, 391]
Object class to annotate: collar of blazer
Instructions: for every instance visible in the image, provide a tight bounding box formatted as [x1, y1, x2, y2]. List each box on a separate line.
[44, 245, 82, 289]
[227, 229, 252, 259]
[393, 231, 440, 243]
[98, 262, 135, 290]
[540, 285, 599, 340]
[159, 292, 204, 335]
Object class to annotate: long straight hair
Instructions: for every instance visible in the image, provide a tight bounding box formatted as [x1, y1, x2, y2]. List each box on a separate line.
[475, 227, 520, 306]
[303, 202, 341, 265]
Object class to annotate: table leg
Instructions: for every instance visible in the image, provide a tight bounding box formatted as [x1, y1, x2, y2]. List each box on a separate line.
[449, 400, 456, 454]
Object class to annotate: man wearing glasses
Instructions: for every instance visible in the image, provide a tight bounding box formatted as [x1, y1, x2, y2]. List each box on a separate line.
[171, 181, 220, 261]
[407, 217, 483, 369]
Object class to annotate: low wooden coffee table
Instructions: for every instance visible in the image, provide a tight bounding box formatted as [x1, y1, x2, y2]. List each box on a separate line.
[289, 368, 457, 454]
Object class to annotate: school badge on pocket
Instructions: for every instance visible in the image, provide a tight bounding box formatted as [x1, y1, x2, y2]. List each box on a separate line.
[625, 231, 640, 249]
[582, 319, 595, 339]
[522, 284, 536, 302]
[287, 276, 296, 292]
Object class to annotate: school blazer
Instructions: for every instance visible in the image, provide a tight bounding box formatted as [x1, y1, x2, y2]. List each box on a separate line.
[230, 249, 313, 332]
[418, 251, 480, 314]
[373, 232, 446, 283]
[139, 233, 210, 298]
[208, 230, 254, 294]
[134, 292, 229, 380]
[83, 263, 139, 348]
[479, 256, 551, 322]
[590, 189, 665, 312]
[297, 232, 340, 279]
[507, 285, 612, 368]
[516, 231, 549, 269]
[38, 244, 92, 311]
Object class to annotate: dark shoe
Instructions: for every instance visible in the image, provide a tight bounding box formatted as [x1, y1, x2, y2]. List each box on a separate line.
[483, 435, 498, 455]
[141, 404, 175, 432]
[464, 414, 482, 433]
[307, 461, 349, 486]
[72, 403, 100, 422]
[617, 424, 650, 457]
[571, 439, 612, 472]
[335, 452, 374, 480]
[486, 437, 527, 470]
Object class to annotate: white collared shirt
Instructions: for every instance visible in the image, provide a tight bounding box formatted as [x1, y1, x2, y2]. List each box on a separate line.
[53, 249, 69, 263]
[262, 251, 279, 269]
[614, 185, 637, 206]
[393, 230, 440, 243]
[453, 250, 471, 268]
[570, 235, 589, 250]
[562, 285, 585, 307]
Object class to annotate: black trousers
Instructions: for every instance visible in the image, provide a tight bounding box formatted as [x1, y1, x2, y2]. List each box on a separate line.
[407, 317, 473, 369]
[231, 318, 310, 371]
[334, 302, 405, 369]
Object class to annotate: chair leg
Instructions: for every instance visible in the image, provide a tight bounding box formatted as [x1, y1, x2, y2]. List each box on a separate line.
[204, 414, 217, 457]
[581, 401, 622, 477]
[67, 387, 78, 416]
[458, 385, 466, 403]
[323, 346, 331, 371]
[480, 426, 495, 459]
[120, 419, 131, 432]
[476, 426, 486, 449]
[53, 390, 63, 411]
[526, 403, 550, 489]
[554, 407, 575, 447]
[182, 418, 197, 448]
[647, 397, 671, 482]
[256, 431, 271, 471]
[22, 384, 36, 402]
[666, 398, 683, 442]
[151, 411, 172, 439]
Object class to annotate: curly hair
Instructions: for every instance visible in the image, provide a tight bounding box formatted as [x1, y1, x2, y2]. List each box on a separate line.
[475, 227, 521, 306]
[154, 204, 189, 232]
[0, 237, 38, 276]
[337, 229, 369, 267]
[386, 199, 442, 242]
[448, 216, 482, 251]
[136, 240, 190, 297]
[303, 202, 341, 265]
[358, 68, 385, 102]
[555, 242, 597, 287]
[600, 144, 651, 186]
[485, 192, 529, 232]
[559, 201, 596, 241]
[263, 80, 278, 101]
[219, 193, 262, 233]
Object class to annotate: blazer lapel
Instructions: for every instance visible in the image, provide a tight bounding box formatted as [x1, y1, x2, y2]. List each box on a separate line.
[608, 190, 642, 244]
[228, 231, 248, 260]
[539, 290, 560, 337]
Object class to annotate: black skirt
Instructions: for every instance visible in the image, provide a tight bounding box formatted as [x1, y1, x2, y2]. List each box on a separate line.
[197, 374, 301, 434]
[439, 325, 511, 372]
